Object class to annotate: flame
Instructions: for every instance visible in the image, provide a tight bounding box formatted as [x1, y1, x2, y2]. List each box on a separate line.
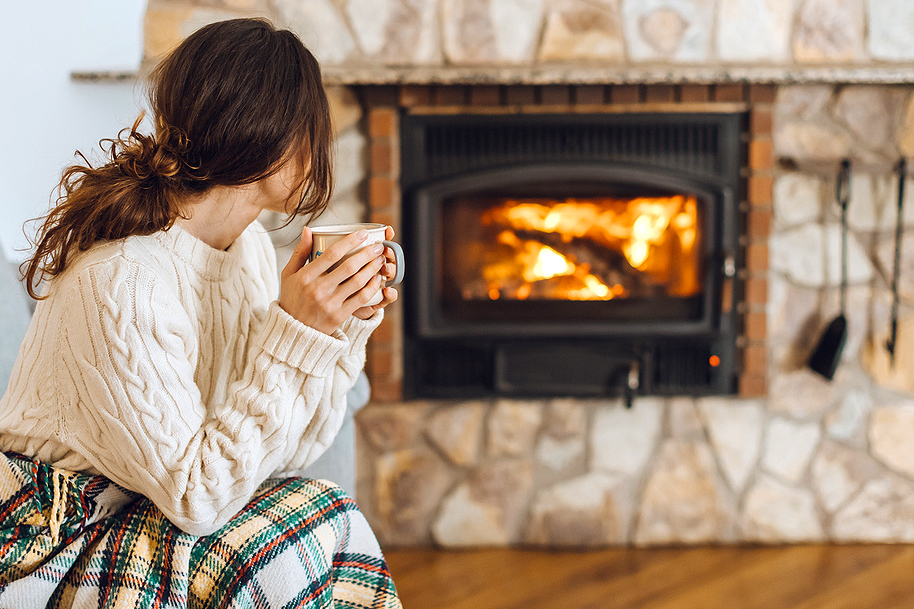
[457, 194, 700, 301]
[530, 245, 574, 281]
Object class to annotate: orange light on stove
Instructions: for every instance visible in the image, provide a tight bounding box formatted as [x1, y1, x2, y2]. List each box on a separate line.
[709, 355, 721, 368]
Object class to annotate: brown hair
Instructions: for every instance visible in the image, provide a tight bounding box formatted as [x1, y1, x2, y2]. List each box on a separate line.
[23, 18, 333, 299]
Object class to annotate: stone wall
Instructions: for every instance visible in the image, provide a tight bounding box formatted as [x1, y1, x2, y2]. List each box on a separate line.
[141, 1, 914, 546]
[352, 82, 914, 548]
[146, 0, 914, 79]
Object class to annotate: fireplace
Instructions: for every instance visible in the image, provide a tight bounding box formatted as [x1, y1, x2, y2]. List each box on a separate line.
[401, 111, 745, 400]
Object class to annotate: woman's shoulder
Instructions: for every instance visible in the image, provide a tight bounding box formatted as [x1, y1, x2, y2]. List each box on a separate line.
[50, 232, 181, 295]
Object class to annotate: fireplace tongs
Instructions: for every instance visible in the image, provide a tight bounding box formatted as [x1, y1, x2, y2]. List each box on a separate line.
[886, 157, 906, 366]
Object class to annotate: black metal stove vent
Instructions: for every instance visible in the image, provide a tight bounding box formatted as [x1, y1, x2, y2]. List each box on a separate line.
[402, 113, 737, 188]
[401, 111, 745, 400]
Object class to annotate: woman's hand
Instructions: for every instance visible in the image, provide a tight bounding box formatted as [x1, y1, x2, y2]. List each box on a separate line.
[352, 225, 399, 320]
[279, 226, 397, 335]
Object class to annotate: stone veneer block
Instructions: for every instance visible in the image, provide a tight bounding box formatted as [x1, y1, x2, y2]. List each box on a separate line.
[812, 439, 878, 513]
[345, 0, 440, 64]
[543, 399, 588, 438]
[441, 0, 544, 64]
[717, 0, 792, 61]
[699, 398, 764, 493]
[635, 439, 734, 544]
[741, 475, 824, 542]
[793, 0, 865, 62]
[775, 85, 834, 121]
[536, 435, 586, 475]
[487, 400, 543, 458]
[832, 475, 914, 542]
[769, 222, 874, 288]
[773, 173, 823, 229]
[824, 387, 871, 443]
[373, 447, 455, 545]
[847, 173, 900, 233]
[762, 417, 821, 483]
[667, 397, 703, 438]
[539, 0, 625, 62]
[868, 400, 914, 477]
[868, 0, 914, 61]
[432, 460, 534, 546]
[773, 121, 854, 162]
[273, 0, 355, 64]
[591, 399, 663, 477]
[621, 0, 714, 62]
[425, 401, 487, 466]
[834, 87, 908, 161]
[768, 370, 840, 419]
[526, 472, 631, 547]
[356, 403, 428, 453]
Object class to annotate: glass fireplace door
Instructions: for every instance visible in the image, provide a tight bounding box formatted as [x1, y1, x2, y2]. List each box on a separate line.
[442, 193, 703, 305]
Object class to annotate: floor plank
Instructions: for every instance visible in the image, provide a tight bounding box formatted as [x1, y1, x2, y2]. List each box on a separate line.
[384, 545, 914, 609]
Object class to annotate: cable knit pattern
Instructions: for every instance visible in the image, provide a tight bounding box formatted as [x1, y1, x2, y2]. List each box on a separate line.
[0, 221, 381, 536]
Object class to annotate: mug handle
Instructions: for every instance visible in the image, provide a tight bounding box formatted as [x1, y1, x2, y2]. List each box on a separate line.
[382, 240, 405, 287]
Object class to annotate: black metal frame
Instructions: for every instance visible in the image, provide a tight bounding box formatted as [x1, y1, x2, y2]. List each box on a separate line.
[400, 111, 746, 400]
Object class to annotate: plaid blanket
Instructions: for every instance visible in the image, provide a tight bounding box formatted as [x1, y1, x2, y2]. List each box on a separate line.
[0, 452, 402, 608]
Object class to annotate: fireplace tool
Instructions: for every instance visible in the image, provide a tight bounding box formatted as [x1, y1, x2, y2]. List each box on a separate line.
[809, 159, 850, 380]
[886, 157, 906, 366]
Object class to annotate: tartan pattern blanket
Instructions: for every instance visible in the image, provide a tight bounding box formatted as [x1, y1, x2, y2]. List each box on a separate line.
[0, 452, 402, 608]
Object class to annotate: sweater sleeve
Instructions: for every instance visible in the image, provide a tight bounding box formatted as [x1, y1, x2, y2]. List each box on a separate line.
[57, 259, 367, 536]
[272, 310, 382, 475]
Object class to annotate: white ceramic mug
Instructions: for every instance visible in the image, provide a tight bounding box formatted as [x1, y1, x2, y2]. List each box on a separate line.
[309, 223, 405, 306]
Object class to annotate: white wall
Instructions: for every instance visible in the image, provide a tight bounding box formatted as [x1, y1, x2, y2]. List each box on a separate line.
[0, 0, 147, 261]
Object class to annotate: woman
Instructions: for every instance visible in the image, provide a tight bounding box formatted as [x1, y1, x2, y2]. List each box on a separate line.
[0, 18, 402, 609]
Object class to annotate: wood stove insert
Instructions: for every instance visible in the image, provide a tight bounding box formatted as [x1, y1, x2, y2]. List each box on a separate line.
[401, 111, 745, 401]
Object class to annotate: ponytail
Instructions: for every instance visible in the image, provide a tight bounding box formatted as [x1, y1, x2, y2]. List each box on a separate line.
[23, 114, 190, 299]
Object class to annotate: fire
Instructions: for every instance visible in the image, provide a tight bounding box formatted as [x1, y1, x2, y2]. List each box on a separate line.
[450, 194, 701, 302]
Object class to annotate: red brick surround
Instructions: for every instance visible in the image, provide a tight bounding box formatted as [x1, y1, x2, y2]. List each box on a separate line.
[358, 83, 775, 402]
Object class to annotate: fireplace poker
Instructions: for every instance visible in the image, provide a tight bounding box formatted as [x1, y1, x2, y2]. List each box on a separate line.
[886, 157, 906, 366]
[809, 159, 850, 380]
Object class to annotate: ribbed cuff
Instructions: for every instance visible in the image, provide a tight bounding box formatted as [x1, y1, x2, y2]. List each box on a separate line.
[259, 302, 348, 377]
[340, 309, 384, 355]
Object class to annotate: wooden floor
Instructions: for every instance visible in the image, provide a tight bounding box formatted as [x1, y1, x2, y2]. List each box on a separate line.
[385, 545, 914, 609]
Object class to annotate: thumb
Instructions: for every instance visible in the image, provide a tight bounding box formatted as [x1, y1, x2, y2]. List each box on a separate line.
[282, 226, 312, 279]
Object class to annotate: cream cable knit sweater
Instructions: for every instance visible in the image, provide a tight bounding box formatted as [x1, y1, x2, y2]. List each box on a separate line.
[0, 221, 381, 536]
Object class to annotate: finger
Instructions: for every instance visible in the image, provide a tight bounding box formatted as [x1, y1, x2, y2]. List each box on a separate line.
[352, 285, 398, 320]
[381, 286, 398, 304]
[343, 273, 383, 314]
[336, 253, 385, 302]
[385, 225, 395, 240]
[283, 227, 313, 279]
[325, 242, 384, 286]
